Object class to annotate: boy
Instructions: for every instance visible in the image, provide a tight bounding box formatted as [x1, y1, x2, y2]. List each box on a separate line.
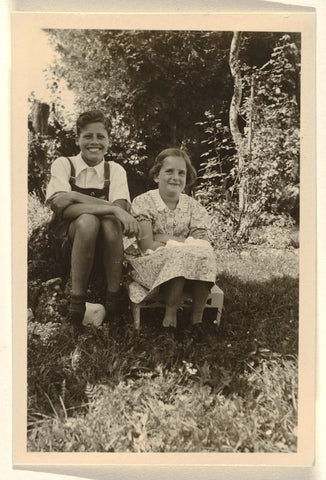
[46, 110, 140, 334]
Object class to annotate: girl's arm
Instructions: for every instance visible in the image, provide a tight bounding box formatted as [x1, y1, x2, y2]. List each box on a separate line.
[154, 233, 186, 244]
[62, 203, 140, 238]
[138, 221, 167, 253]
[188, 229, 209, 241]
[188, 199, 210, 241]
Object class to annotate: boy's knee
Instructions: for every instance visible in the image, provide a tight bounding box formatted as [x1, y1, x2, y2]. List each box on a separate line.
[74, 214, 100, 237]
[101, 215, 123, 242]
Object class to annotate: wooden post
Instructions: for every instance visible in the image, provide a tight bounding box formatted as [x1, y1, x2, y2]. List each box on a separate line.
[31, 100, 50, 135]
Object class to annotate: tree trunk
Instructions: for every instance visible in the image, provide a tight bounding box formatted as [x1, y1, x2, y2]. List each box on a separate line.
[247, 75, 255, 161]
[229, 32, 246, 212]
[31, 100, 50, 135]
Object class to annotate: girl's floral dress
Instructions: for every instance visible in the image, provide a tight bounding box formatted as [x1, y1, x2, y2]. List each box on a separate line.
[125, 189, 217, 304]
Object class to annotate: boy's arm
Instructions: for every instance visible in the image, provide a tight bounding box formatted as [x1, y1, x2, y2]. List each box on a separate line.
[113, 199, 130, 212]
[46, 158, 131, 214]
[49, 191, 117, 215]
[62, 202, 140, 238]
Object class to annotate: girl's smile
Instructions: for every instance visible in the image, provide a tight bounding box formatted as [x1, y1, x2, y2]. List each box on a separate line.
[154, 156, 187, 199]
[76, 122, 109, 166]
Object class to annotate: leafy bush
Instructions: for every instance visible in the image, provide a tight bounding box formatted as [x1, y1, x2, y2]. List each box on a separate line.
[28, 192, 52, 238]
[196, 34, 300, 245]
[28, 132, 60, 200]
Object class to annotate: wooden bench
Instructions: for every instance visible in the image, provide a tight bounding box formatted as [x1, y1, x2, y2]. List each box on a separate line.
[128, 283, 224, 331]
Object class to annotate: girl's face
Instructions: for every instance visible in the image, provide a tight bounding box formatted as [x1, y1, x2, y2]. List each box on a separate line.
[154, 156, 187, 197]
[76, 122, 109, 166]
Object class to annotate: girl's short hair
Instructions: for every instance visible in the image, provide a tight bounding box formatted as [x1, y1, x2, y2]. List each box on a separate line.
[149, 148, 197, 187]
[76, 110, 112, 136]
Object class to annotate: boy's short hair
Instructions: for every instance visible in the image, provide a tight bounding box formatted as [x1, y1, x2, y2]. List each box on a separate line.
[149, 148, 197, 187]
[76, 110, 112, 135]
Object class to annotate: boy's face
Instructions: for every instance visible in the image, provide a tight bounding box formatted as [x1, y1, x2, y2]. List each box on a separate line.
[76, 122, 109, 166]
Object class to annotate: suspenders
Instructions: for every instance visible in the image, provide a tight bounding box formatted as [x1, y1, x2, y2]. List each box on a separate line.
[66, 157, 111, 200]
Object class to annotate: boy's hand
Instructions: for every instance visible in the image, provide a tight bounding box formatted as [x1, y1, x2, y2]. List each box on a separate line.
[113, 207, 141, 238]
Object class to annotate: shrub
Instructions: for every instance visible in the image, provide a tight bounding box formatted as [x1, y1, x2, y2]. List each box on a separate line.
[28, 132, 61, 200]
[196, 34, 300, 245]
[28, 192, 52, 238]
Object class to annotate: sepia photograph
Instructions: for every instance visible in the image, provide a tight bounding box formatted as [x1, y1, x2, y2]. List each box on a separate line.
[11, 9, 315, 467]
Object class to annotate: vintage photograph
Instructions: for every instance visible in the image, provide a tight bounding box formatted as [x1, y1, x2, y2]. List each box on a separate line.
[11, 10, 315, 466]
[26, 27, 300, 454]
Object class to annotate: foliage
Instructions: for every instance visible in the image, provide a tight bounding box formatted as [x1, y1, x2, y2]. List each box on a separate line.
[44, 29, 233, 161]
[196, 34, 300, 244]
[28, 122, 79, 199]
[28, 192, 52, 238]
[240, 34, 300, 220]
[28, 132, 60, 200]
[105, 113, 149, 199]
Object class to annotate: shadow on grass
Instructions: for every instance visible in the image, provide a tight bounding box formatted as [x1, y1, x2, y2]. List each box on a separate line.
[27, 274, 298, 420]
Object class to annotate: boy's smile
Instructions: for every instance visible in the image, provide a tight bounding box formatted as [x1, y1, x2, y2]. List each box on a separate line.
[76, 122, 109, 166]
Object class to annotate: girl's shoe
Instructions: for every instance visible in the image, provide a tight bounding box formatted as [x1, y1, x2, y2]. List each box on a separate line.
[191, 323, 206, 342]
[161, 326, 176, 341]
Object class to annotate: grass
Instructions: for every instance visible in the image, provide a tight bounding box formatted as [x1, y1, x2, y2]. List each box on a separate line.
[27, 242, 299, 453]
[27, 192, 299, 453]
[28, 357, 297, 453]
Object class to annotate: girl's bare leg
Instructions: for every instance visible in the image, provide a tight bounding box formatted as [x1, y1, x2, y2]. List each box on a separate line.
[162, 277, 186, 328]
[189, 280, 211, 325]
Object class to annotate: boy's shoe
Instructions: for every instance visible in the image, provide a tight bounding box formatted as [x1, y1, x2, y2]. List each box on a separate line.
[62, 311, 85, 341]
[68, 294, 86, 335]
[105, 290, 125, 322]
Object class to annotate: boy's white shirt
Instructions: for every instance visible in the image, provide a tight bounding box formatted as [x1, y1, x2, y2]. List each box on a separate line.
[46, 153, 131, 203]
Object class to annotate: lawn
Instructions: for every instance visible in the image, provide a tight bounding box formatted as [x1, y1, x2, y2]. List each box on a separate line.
[27, 246, 299, 453]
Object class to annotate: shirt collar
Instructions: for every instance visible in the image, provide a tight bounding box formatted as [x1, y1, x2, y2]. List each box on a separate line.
[74, 153, 105, 179]
[152, 189, 188, 212]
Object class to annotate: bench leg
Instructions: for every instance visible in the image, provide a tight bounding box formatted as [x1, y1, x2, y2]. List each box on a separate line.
[215, 308, 222, 328]
[131, 302, 141, 330]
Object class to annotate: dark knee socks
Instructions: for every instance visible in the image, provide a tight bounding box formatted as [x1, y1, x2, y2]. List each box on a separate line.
[69, 294, 86, 325]
[105, 290, 123, 316]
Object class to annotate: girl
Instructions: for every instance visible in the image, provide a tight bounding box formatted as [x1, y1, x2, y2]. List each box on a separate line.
[126, 148, 217, 339]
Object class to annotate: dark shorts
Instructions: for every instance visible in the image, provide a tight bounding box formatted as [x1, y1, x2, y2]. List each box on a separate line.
[48, 216, 73, 276]
[48, 215, 115, 280]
